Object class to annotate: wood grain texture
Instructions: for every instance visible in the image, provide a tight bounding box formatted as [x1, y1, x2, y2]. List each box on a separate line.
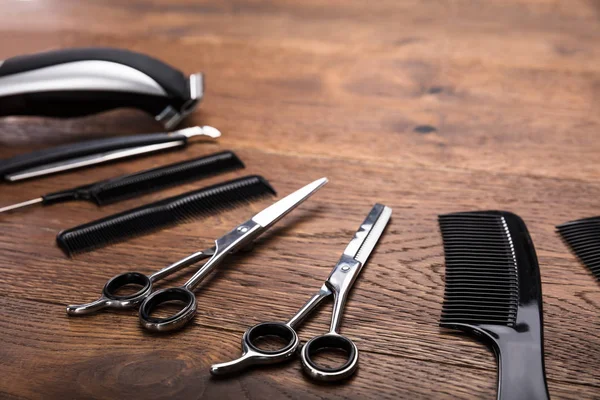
[0, 0, 599, 399]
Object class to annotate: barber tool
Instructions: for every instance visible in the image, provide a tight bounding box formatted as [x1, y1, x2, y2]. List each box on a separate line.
[0, 47, 203, 129]
[557, 217, 600, 281]
[211, 203, 392, 381]
[0, 126, 220, 182]
[67, 177, 328, 333]
[0, 151, 244, 213]
[57, 175, 277, 255]
[438, 211, 549, 400]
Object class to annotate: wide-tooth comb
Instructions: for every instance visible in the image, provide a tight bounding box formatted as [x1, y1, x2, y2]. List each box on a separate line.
[438, 211, 549, 400]
[57, 175, 276, 256]
[556, 216, 600, 281]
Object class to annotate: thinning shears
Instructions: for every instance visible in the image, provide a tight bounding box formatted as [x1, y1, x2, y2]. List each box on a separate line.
[67, 177, 328, 332]
[210, 203, 392, 381]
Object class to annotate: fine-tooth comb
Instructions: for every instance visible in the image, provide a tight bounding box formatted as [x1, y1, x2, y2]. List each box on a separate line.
[438, 211, 550, 400]
[557, 216, 600, 281]
[57, 175, 276, 256]
[0, 151, 244, 213]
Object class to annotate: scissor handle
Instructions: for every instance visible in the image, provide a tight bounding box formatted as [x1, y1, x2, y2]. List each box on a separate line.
[245, 322, 300, 358]
[138, 287, 197, 332]
[66, 271, 153, 315]
[210, 321, 300, 376]
[300, 333, 359, 381]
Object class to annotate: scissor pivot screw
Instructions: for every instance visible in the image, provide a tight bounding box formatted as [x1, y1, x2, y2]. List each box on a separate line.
[341, 265, 350, 271]
[237, 226, 249, 233]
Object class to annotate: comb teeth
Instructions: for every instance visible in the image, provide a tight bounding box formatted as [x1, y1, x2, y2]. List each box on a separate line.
[557, 217, 600, 280]
[93, 151, 245, 205]
[438, 212, 519, 327]
[57, 175, 276, 256]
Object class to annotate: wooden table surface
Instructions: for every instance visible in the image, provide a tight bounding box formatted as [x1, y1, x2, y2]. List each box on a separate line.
[1, 1, 599, 399]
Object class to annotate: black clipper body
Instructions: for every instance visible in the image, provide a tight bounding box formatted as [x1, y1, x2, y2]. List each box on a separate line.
[0, 47, 203, 129]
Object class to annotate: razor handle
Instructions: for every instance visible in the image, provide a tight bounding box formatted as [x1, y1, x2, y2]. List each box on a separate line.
[0, 48, 203, 129]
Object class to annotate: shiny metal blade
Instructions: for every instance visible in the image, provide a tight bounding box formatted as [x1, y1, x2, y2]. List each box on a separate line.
[344, 204, 392, 264]
[252, 177, 328, 228]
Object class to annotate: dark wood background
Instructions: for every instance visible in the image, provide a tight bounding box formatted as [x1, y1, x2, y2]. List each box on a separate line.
[0, 1, 599, 399]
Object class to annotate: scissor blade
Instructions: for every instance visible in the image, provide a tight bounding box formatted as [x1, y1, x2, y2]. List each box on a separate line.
[252, 177, 328, 228]
[344, 204, 392, 264]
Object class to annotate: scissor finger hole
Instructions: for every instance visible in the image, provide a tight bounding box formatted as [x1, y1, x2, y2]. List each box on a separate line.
[252, 334, 291, 352]
[103, 272, 151, 301]
[139, 288, 196, 332]
[147, 299, 188, 319]
[247, 322, 297, 354]
[303, 335, 357, 373]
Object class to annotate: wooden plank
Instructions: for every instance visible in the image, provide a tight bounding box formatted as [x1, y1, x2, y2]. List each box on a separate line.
[0, 151, 598, 393]
[0, 297, 597, 399]
[0, 0, 599, 398]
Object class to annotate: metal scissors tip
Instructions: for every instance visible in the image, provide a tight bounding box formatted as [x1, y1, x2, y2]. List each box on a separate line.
[252, 177, 328, 228]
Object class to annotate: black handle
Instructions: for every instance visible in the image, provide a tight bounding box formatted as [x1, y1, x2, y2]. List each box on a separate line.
[102, 272, 152, 302]
[497, 339, 550, 400]
[245, 322, 298, 355]
[0, 131, 187, 179]
[41, 185, 94, 205]
[302, 334, 357, 374]
[0, 48, 198, 127]
[138, 287, 198, 332]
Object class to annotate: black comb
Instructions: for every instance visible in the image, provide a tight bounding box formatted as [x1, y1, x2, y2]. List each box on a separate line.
[57, 175, 276, 255]
[438, 211, 549, 400]
[557, 216, 600, 281]
[0, 151, 244, 213]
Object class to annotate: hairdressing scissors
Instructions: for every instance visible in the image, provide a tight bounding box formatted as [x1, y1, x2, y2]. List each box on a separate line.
[66, 177, 328, 332]
[210, 203, 392, 381]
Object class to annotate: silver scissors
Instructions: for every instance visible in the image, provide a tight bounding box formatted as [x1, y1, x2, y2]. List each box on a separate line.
[210, 203, 392, 381]
[66, 177, 328, 333]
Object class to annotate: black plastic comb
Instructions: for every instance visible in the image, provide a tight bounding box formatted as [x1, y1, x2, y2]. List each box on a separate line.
[438, 211, 549, 400]
[57, 175, 276, 255]
[0, 151, 244, 213]
[557, 216, 600, 281]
